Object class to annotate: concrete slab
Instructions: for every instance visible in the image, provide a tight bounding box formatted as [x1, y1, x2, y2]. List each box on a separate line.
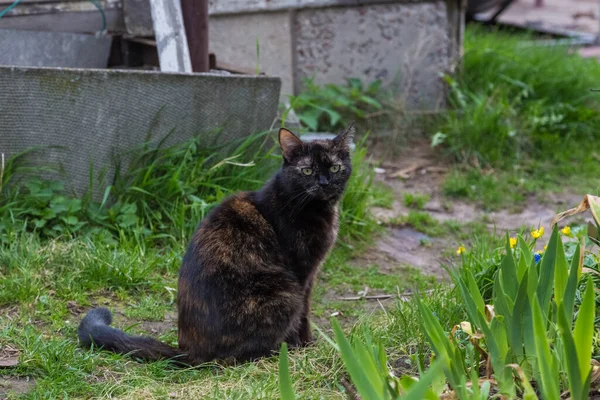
[0, 66, 281, 199]
[0, 29, 112, 68]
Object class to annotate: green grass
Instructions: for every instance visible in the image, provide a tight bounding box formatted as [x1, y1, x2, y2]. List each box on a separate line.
[0, 131, 419, 399]
[434, 26, 600, 209]
[392, 211, 446, 237]
[403, 193, 430, 210]
[6, 25, 600, 399]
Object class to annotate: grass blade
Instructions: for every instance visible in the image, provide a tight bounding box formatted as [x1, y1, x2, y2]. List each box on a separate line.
[278, 342, 295, 400]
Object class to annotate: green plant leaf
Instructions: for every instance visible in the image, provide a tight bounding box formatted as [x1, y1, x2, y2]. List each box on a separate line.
[416, 298, 467, 393]
[332, 319, 383, 400]
[324, 109, 342, 128]
[509, 273, 529, 364]
[537, 226, 559, 315]
[563, 243, 581, 319]
[353, 337, 386, 392]
[431, 132, 447, 148]
[278, 342, 295, 400]
[41, 208, 56, 220]
[531, 296, 560, 400]
[297, 107, 321, 131]
[557, 306, 583, 400]
[553, 235, 569, 307]
[500, 236, 518, 300]
[402, 358, 447, 400]
[360, 95, 382, 110]
[347, 78, 363, 90]
[466, 270, 486, 316]
[517, 235, 532, 281]
[61, 216, 79, 226]
[573, 276, 595, 394]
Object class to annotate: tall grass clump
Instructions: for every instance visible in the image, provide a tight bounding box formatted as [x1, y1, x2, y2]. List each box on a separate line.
[0, 131, 380, 249]
[435, 27, 600, 172]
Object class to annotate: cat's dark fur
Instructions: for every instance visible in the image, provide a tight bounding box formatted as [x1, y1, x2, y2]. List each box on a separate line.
[78, 124, 354, 365]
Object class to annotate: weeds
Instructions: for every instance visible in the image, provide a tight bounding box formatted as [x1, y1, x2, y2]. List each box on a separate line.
[436, 27, 600, 168]
[403, 193, 430, 210]
[393, 211, 446, 237]
[434, 27, 600, 208]
[0, 129, 388, 399]
[285, 78, 385, 132]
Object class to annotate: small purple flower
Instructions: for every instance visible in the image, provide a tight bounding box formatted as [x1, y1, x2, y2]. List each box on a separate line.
[534, 253, 542, 264]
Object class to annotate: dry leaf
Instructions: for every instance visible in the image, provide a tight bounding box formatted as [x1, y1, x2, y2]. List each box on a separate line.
[484, 305, 495, 323]
[582, 267, 600, 276]
[552, 194, 600, 227]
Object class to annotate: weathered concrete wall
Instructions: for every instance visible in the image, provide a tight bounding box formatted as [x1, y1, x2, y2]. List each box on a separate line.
[209, 11, 295, 96]
[294, 2, 452, 109]
[0, 67, 281, 198]
[207, 0, 464, 109]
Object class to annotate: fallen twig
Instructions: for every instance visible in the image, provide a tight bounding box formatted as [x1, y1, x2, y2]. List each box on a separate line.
[388, 163, 431, 179]
[338, 294, 395, 301]
[338, 289, 437, 302]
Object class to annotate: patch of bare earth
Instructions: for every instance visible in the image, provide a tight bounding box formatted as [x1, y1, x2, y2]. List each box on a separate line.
[0, 377, 35, 399]
[0, 345, 35, 399]
[360, 139, 585, 283]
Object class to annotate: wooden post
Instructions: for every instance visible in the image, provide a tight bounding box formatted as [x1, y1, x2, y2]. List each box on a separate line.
[181, 0, 209, 73]
[148, 0, 192, 73]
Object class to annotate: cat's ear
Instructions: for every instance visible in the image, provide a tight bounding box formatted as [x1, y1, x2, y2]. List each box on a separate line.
[279, 128, 303, 161]
[333, 122, 355, 150]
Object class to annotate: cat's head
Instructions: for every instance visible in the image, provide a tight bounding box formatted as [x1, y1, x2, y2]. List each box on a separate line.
[278, 124, 354, 202]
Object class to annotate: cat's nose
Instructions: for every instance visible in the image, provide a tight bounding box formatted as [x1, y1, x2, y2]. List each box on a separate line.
[318, 175, 330, 186]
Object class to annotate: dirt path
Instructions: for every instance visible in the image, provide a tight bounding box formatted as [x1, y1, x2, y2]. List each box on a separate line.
[360, 140, 583, 280]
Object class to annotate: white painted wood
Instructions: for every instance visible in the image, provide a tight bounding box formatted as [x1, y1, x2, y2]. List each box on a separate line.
[148, 0, 192, 73]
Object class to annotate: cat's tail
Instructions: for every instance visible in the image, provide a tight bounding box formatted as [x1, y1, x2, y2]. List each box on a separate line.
[78, 307, 188, 365]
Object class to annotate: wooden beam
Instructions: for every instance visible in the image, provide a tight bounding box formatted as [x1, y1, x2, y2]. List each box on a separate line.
[148, 0, 192, 73]
[181, 0, 209, 72]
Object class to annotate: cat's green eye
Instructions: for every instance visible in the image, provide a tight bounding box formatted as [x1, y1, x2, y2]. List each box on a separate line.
[330, 164, 341, 173]
[301, 167, 313, 176]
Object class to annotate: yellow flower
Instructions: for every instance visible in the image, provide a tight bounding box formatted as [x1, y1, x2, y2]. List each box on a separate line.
[536, 249, 544, 255]
[561, 226, 571, 236]
[456, 245, 466, 255]
[531, 227, 545, 239]
[544, 245, 547, 251]
[509, 237, 517, 249]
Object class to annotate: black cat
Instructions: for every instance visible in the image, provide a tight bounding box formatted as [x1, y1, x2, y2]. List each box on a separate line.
[78, 124, 354, 365]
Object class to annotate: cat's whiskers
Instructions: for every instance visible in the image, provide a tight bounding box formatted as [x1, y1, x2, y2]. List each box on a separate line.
[287, 187, 319, 221]
[281, 187, 315, 212]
